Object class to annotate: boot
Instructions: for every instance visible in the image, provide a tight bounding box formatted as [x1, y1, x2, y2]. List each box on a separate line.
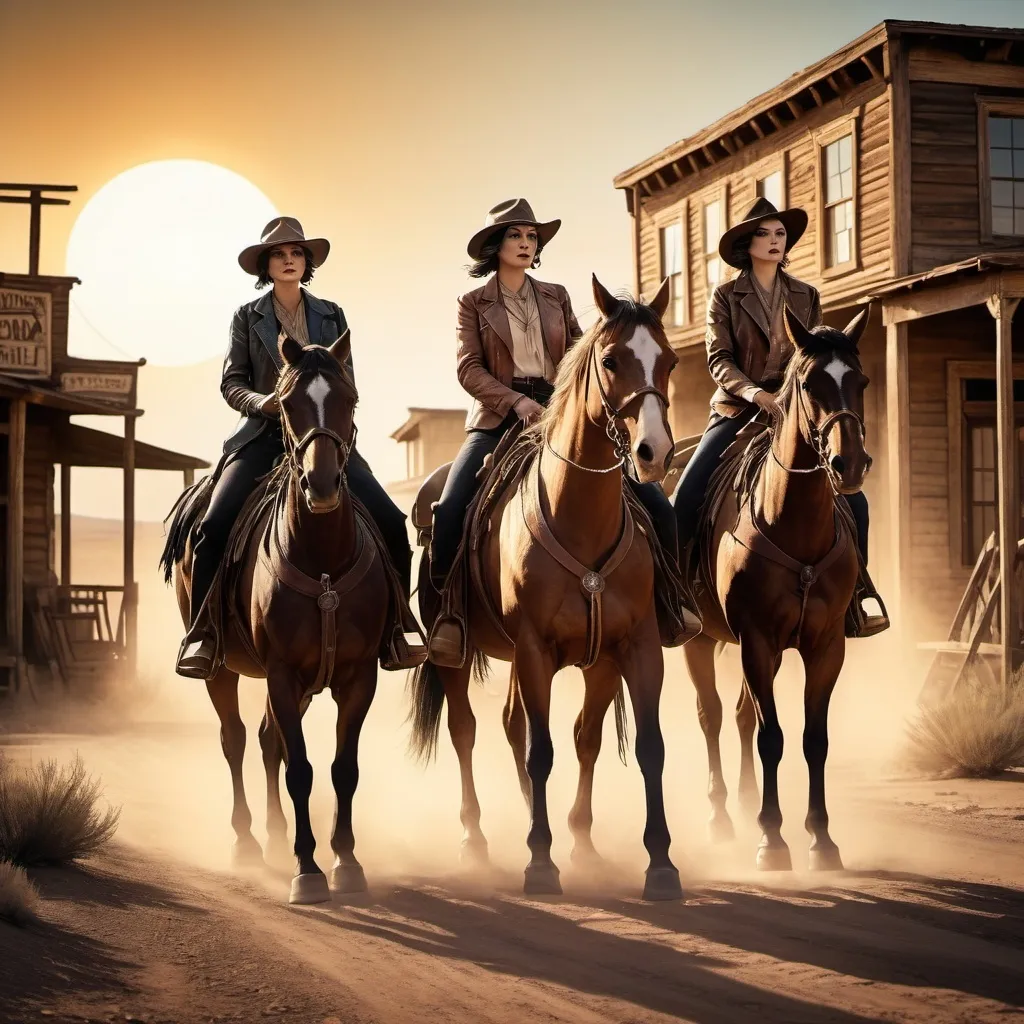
[427, 614, 467, 669]
[379, 551, 427, 672]
[658, 601, 702, 647]
[175, 559, 219, 680]
[845, 590, 890, 639]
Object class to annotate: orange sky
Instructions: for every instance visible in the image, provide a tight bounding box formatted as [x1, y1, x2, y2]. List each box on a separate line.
[3, 0, 1024, 520]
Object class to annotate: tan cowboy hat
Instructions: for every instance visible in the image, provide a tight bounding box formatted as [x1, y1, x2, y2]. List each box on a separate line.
[238, 216, 331, 276]
[718, 197, 808, 269]
[466, 198, 561, 260]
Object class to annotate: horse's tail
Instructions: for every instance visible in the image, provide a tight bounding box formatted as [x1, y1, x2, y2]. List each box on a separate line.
[613, 682, 630, 766]
[158, 475, 214, 584]
[472, 649, 491, 684]
[408, 660, 447, 763]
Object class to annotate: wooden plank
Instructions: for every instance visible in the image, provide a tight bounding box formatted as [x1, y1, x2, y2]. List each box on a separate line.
[123, 416, 137, 679]
[886, 321, 912, 628]
[882, 271, 1024, 325]
[748, 118, 765, 140]
[987, 293, 1022, 682]
[6, 400, 25, 690]
[909, 50, 1024, 88]
[786, 98, 803, 118]
[861, 53, 882, 80]
[60, 462, 71, 585]
[766, 109, 784, 130]
[888, 37, 911, 279]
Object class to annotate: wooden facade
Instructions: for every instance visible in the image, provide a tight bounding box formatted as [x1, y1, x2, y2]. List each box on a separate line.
[0, 185, 209, 691]
[614, 21, 1024, 672]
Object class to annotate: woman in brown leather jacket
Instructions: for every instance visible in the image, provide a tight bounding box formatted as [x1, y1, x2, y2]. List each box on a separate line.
[672, 197, 887, 637]
[427, 198, 683, 664]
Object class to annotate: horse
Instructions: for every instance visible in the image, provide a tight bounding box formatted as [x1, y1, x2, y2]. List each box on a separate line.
[411, 275, 684, 901]
[163, 331, 390, 904]
[682, 305, 871, 872]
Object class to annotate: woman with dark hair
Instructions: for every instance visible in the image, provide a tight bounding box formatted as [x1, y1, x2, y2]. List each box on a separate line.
[672, 197, 888, 637]
[426, 198, 689, 666]
[175, 216, 423, 678]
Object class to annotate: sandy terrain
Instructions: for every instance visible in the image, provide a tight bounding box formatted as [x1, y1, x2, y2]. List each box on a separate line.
[0, 518, 1021, 1023]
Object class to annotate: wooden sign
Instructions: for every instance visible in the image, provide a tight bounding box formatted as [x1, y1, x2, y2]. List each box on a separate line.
[0, 287, 51, 377]
[59, 370, 134, 406]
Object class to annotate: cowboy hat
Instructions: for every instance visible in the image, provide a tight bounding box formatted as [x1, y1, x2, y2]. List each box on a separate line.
[238, 217, 330, 276]
[718, 197, 808, 269]
[466, 198, 561, 260]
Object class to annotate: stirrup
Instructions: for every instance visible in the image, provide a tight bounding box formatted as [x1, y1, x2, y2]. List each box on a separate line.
[380, 625, 427, 672]
[846, 591, 890, 639]
[427, 615, 467, 669]
[176, 633, 217, 680]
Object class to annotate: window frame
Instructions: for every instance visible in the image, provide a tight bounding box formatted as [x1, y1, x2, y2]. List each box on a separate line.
[753, 153, 788, 212]
[815, 114, 860, 280]
[976, 97, 1024, 244]
[700, 183, 729, 304]
[655, 202, 689, 329]
[946, 358, 1024, 568]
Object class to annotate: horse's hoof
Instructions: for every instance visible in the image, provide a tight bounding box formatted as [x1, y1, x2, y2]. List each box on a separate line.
[523, 863, 562, 896]
[289, 871, 330, 905]
[808, 843, 844, 872]
[708, 813, 735, 844]
[756, 842, 792, 872]
[643, 866, 683, 902]
[329, 862, 368, 894]
[231, 834, 264, 867]
[459, 837, 490, 869]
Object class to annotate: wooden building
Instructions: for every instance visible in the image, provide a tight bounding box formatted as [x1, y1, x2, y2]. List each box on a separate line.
[613, 20, 1024, 674]
[0, 184, 209, 691]
[386, 407, 467, 514]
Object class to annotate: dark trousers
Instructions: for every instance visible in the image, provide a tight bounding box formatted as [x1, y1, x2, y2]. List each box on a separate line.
[189, 431, 412, 628]
[673, 409, 871, 565]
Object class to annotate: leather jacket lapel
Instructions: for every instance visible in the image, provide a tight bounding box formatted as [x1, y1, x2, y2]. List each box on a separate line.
[735, 272, 771, 343]
[479, 275, 514, 356]
[532, 278, 564, 365]
[252, 291, 281, 367]
[305, 291, 331, 343]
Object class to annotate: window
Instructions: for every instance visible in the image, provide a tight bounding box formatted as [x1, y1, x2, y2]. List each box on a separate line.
[988, 114, 1024, 236]
[756, 170, 784, 210]
[703, 199, 723, 292]
[659, 221, 684, 327]
[823, 134, 854, 268]
[964, 416, 1024, 562]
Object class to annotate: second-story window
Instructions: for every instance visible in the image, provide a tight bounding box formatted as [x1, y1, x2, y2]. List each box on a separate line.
[659, 221, 684, 327]
[989, 114, 1024, 236]
[824, 134, 854, 268]
[756, 170, 783, 210]
[704, 199, 723, 292]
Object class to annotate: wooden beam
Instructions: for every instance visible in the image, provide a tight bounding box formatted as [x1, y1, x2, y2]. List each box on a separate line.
[982, 39, 1013, 63]
[882, 270, 1024, 325]
[861, 53, 882, 80]
[60, 463, 71, 585]
[809, 85, 824, 108]
[638, 178, 653, 197]
[909, 49, 1024, 88]
[885, 322, 912, 636]
[838, 67, 856, 90]
[719, 135, 735, 156]
[123, 416, 137, 680]
[632, 186, 642, 299]
[731, 132, 745, 151]
[766, 109, 784, 130]
[6, 400, 25, 690]
[887, 36, 912, 280]
[748, 117, 765, 140]
[987, 294, 1022, 683]
[701, 145, 717, 165]
[686, 153, 701, 174]
[670, 160, 684, 180]
[654, 170, 668, 190]
[183, 468, 195, 489]
[826, 74, 842, 95]
[786, 98, 803, 118]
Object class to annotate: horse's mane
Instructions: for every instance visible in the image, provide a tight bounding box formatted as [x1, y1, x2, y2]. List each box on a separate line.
[531, 298, 666, 435]
[276, 342, 359, 405]
[775, 324, 862, 412]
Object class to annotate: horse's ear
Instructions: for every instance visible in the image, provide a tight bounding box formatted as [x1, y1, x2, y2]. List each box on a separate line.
[278, 330, 303, 366]
[592, 274, 622, 318]
[328, 328, 351, 366]
[783, 305, 818, 353]
[648, 277, 672, 321]
[842, 304, 870, 350]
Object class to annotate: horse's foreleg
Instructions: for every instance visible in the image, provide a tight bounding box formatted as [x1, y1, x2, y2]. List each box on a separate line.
[266, 664, 327, 904]
[512, 637, 560, 895]
[801, 631, 845, 872]
[683, 634, 732, 842]
[502, 668, 531, 806]
[205, 667, 262, 865]
[736, 681, 760, 820]
[329, 661, 377, 893]
[444, 656, 489, 867]
[568, 658, 619, 867]
[739, 634, 789, 871]
[618, 617, 682, 902]
[258, 699, 290, 864]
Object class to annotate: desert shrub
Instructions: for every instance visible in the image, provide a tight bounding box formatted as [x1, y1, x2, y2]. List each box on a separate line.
[0, 859, 39, 926]
[0, 753, 120, 866]
[903, 673, 1024, 778]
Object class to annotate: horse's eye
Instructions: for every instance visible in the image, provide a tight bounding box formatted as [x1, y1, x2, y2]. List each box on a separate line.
[602, 357, 616, 371]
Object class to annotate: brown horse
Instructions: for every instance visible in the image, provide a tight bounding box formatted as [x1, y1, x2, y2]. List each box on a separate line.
[411, 275, 684, 901]
[165, 332, 390, 904]
[683, 306, 871, 871]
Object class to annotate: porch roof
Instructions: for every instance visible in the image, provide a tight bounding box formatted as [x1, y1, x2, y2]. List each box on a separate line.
[57, 423, 210, 471]
[0, 373, 141, 417]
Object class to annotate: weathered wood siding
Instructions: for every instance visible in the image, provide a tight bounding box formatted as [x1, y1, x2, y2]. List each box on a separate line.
[23, 412, 54, 585]
[909, 80, 1024, 274]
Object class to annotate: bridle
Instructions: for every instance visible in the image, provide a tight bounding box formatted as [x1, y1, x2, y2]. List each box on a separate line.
[545, 337, 671, 477]
[277, 382, 357, 482]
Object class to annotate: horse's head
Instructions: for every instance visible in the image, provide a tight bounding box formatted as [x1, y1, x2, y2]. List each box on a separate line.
[782, 305, 872, 495]
[276, 331, 357, 513]
[587, 274, 678, 484]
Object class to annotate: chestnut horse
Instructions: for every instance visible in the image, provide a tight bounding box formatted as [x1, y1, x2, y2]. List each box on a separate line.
[412, 276, 683, 901]
[683, 306, 871, 871]
[164, 332, 389, 904]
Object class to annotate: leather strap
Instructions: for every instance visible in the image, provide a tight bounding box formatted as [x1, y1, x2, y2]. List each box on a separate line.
[520, 456, 634, 669]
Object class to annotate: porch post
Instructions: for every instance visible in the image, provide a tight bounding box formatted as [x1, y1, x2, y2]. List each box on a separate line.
[884, 318, 912, 633]
[60, 462, 71, 585]
[7, 399, 26, 690]
[986, 292, 1021, 684]
[123, 415, 137, 679]
[183, 467, 194, 488]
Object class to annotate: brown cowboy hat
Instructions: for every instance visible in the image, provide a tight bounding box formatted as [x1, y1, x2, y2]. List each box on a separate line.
[718, 197, 808, 269]
[237, 216, 331, 276]
[466, 198, 561, 260]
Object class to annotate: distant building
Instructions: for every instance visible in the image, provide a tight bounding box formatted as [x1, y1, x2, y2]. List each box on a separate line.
[386, 407, 467, 515]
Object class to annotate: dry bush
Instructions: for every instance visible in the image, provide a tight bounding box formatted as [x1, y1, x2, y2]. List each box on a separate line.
[0, 754, 120, 866]
[903, 674, 1024, 778]
[0, 859, 39, 927]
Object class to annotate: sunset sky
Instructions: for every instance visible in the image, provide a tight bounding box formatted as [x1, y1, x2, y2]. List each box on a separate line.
[3, 0, 1023, 520]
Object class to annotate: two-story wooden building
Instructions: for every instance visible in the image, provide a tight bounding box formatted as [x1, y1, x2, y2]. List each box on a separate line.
[613, 20, 1023, 668]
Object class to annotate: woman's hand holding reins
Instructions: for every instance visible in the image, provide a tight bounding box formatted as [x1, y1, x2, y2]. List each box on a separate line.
[258, 393, 280, 418]
[752, 389, 782, 421]
[514, 396, 545, 426]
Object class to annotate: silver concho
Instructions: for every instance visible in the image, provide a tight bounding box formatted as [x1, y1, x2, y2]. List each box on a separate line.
[318, 589, 340, 611]
[581, 571, 605, 594]
[799, 565, 816, 587]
